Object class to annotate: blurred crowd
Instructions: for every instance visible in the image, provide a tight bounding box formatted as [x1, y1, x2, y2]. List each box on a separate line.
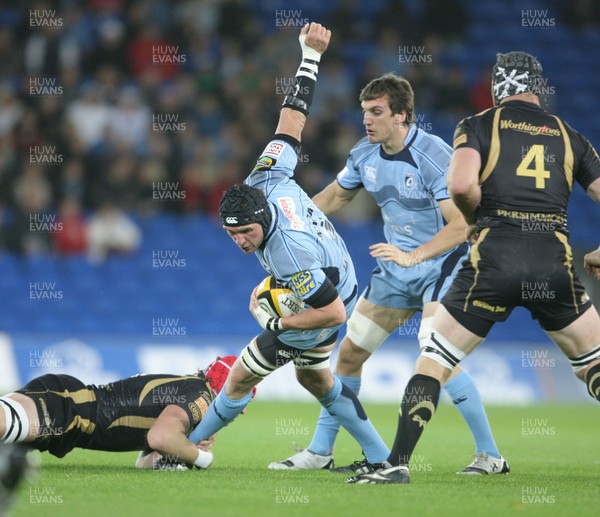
[0, 0, 505, 258]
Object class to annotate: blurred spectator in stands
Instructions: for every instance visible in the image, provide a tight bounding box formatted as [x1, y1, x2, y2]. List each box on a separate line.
[312, 57, 356, 117]
[375, 0, 420, 41]
[217, 0, 254, 46]
[53, 197, 87, 255]
[0, 84, 23, 140]
[128, 22, 182, 82]
[58, 157, 86, 204]
[86, 201, 141, 263]
[23, 20, 81, 78]
[91, 152, 140, 209]
[13, 108, 43, 161]
[107, 86, 151, 155]
[433, 66, 470, 119]
[174, 0, 219, 38]
[373, 28, 406, 76]
[138, 157, 168, 214]
[0, 25, 20, 78]
[6, 164, 53, 255]
[87, 17, 128, 76]
[0, 0, 591, 243]
[420, 0, 470, 43]
[469, 66, 494, 113]
[204, 158, 241, 215]
[65, 81, 111, 154]
[0, 134, 17, 202]
[560, 0, 600, 28]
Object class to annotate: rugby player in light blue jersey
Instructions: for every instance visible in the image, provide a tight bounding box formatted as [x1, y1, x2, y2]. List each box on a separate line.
[188, 22, 390, 469]
[270, 74, 508, 476]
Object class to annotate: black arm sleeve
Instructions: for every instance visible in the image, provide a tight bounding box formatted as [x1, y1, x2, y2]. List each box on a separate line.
[304, 276, 338, 309]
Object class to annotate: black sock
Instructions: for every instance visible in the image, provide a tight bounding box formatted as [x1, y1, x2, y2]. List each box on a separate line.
[387, 374, 440, 467]
[586, 363, 600, 401]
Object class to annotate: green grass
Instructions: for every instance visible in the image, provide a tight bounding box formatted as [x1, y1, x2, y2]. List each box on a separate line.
[10, 402, 600, 517]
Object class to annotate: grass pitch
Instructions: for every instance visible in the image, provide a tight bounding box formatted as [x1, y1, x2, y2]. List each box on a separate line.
[10, 402, 600, 517]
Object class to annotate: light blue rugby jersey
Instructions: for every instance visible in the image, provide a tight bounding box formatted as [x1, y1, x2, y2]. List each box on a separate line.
[338, 125, 454, 255]
[245, 137, 357, 307]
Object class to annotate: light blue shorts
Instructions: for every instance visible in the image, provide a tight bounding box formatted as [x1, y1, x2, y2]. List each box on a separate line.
[363, 243, 469, 310]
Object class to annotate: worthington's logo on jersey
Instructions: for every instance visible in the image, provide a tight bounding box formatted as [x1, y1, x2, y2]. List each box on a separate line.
[500, 119, 561, 137]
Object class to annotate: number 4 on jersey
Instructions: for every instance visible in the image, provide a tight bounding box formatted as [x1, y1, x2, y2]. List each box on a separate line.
[516, 144, 550, 189]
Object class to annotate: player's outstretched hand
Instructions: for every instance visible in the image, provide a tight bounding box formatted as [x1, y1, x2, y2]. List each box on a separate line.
[198, 434, 216, 451]
[369, 243, 423, 268]
[584, 247, 600, 279]
[300, 22, 331, 56]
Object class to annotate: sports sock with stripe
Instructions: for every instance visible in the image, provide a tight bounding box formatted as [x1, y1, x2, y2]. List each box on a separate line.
[318, 376, 388, 463]
[388, 374, 440, 466]
[307, 374, 361, 456]
[443, 370, 501, 458]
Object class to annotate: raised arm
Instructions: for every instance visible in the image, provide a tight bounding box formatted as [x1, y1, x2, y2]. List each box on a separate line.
[274, 22, 331, 141]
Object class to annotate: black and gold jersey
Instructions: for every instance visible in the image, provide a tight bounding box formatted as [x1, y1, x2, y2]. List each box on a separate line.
[453, 100, 600, 233]
[17, 373, 213, 458]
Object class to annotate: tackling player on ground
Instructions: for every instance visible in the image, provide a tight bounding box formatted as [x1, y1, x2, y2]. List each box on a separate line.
[187, 22, 391, 469]
[350, 51, 600, 484]
[0, 356, 238, 470]
[269, 73, 508, 476]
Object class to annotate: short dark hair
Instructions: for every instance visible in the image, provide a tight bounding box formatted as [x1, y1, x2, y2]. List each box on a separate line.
[359, 74, 415, 125]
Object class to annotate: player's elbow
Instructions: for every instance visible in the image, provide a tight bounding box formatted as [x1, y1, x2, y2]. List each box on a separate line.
[146, 425, 170, 454]
[448, 177, 475, 198]
[326, 298, 347, 326]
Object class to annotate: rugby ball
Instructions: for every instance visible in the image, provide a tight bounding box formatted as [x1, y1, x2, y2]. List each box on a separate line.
[256, 275, 305, 318]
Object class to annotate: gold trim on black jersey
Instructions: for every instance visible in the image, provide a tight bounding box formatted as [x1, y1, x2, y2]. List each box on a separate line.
[463, 228, 490, 311]
[26, 388, 97, 404]
[138, 376, 198, 406]
[480, 108, 503, 184]
[551, 116, 574, 190]
[106, 416, 156, 430]
[64, 415, 96, 435]
[554, 231, 578, 313]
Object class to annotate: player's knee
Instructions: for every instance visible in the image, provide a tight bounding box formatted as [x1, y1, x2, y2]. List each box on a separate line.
[420, 329, 466, 371]
[0, 397, 30, 444]
[569, 344, 600, 384]
[417, 317, 433, 349]
[295, 369, 331, 398]
[345, 310, 390, 354]
[239, 340, 275, 379]
[335, 338, 370, 376]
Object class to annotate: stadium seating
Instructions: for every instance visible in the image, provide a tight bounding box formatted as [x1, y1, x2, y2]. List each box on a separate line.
[1, 0, 598, 345]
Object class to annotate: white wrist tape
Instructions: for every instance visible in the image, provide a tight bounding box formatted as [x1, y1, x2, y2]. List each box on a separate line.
[193, 449, 214, 469]
[299, 34, 322, 62]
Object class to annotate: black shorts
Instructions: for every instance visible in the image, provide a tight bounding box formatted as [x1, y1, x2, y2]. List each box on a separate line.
[16, 374, 96, 458]
[441, 228, 592, 337]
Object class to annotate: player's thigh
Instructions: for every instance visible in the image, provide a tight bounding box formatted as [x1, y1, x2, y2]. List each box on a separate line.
[432, 304, 484, 355]
[546, 306, 600, 362]
[355, 296, 418, 333]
